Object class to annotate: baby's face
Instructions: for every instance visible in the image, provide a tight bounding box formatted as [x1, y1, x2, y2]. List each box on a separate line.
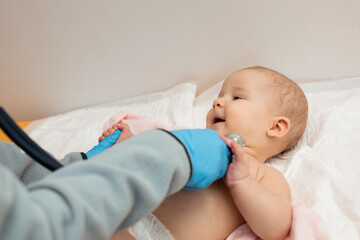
[206, 69, 275, 142]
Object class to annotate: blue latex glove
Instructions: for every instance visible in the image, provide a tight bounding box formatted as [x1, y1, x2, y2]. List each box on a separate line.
[86, 129, 121, 159]
[170, 129, 231, 190]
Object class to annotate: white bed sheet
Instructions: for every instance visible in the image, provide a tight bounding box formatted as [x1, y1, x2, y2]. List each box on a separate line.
[28, 77, 360, 239]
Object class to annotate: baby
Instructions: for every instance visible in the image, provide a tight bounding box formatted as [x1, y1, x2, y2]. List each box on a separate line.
[106, 66, 308, 240]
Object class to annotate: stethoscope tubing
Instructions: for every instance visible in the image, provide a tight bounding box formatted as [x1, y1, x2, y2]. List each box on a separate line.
[0, 106, 62, 171]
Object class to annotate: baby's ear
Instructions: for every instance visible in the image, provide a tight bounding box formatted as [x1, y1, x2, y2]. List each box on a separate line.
[266, 116, 290, 138]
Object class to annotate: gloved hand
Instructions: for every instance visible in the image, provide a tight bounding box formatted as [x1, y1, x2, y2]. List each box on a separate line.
[86, 129, 121, 159]
[170, 129, 231, 190]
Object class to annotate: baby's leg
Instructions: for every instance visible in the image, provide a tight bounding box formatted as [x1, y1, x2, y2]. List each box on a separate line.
[99, 121, 132, 145]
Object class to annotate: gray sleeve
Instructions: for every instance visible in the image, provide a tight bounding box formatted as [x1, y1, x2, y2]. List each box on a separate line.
[0, 141, 85, 185]
[0, 129, 190, 240]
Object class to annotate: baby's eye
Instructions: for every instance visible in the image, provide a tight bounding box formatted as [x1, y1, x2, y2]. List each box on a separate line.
[233, 96, 242, 100]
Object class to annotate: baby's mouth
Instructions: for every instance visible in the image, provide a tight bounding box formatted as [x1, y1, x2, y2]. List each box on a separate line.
[214, 118, 225, 124]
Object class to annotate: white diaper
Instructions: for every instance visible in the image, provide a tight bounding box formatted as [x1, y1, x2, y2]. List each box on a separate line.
[129, 214, 175, 240]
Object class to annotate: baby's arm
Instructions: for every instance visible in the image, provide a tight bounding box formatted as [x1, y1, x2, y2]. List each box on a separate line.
[222, 138, 292, 240]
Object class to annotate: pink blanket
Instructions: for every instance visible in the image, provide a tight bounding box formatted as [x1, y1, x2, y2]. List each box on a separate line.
[226, 198, 331, 240]
[103, 110, 180, 135]
[105, 111, 331, 240]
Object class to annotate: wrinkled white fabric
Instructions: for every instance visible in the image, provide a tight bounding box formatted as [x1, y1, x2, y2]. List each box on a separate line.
[129, 214, 175, 240]
[29, 83, 196, 159]
[274, 87, 360, 239]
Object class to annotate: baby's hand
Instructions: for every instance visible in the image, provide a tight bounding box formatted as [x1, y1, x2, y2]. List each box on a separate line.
[99, 121, 132, 145]
[220, 136, 250, 188]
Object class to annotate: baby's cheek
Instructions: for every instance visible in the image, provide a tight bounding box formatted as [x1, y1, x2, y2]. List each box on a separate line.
[213, 127, 226, 136]
[205, 111, 212, 127]
[224, 122, 243, 137]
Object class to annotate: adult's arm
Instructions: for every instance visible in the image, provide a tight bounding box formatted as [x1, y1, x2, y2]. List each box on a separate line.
[0, 140, 85, 185]
[0, 129, 190, 240]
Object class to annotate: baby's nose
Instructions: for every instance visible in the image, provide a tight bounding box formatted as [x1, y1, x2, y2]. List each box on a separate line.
[213, 98, 225, 108]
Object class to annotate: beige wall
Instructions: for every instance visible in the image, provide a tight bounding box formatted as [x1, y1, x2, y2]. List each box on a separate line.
[1, 0, 360, 121]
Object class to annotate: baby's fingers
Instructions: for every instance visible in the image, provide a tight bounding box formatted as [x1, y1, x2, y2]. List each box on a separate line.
[98, 123, 120, 143]
[220, 135, 250, 186]
[226, 141, 250, 186]
[219, 135, 233, 148]
[230, 141, 246, 162]
[98, 136, 105, 142]
[114, 122, 132, 144]
[219, 135, 246, 160]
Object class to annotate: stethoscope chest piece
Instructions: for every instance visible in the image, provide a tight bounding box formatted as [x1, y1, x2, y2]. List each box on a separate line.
[224, 133, 246, 147]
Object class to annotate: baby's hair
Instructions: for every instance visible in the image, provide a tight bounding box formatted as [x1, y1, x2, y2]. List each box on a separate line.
[244, 66, 308, 151]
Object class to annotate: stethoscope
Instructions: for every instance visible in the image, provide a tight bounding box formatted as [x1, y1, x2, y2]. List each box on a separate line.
[0, 106, 62, 171]
[0, 106, 246, 172]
